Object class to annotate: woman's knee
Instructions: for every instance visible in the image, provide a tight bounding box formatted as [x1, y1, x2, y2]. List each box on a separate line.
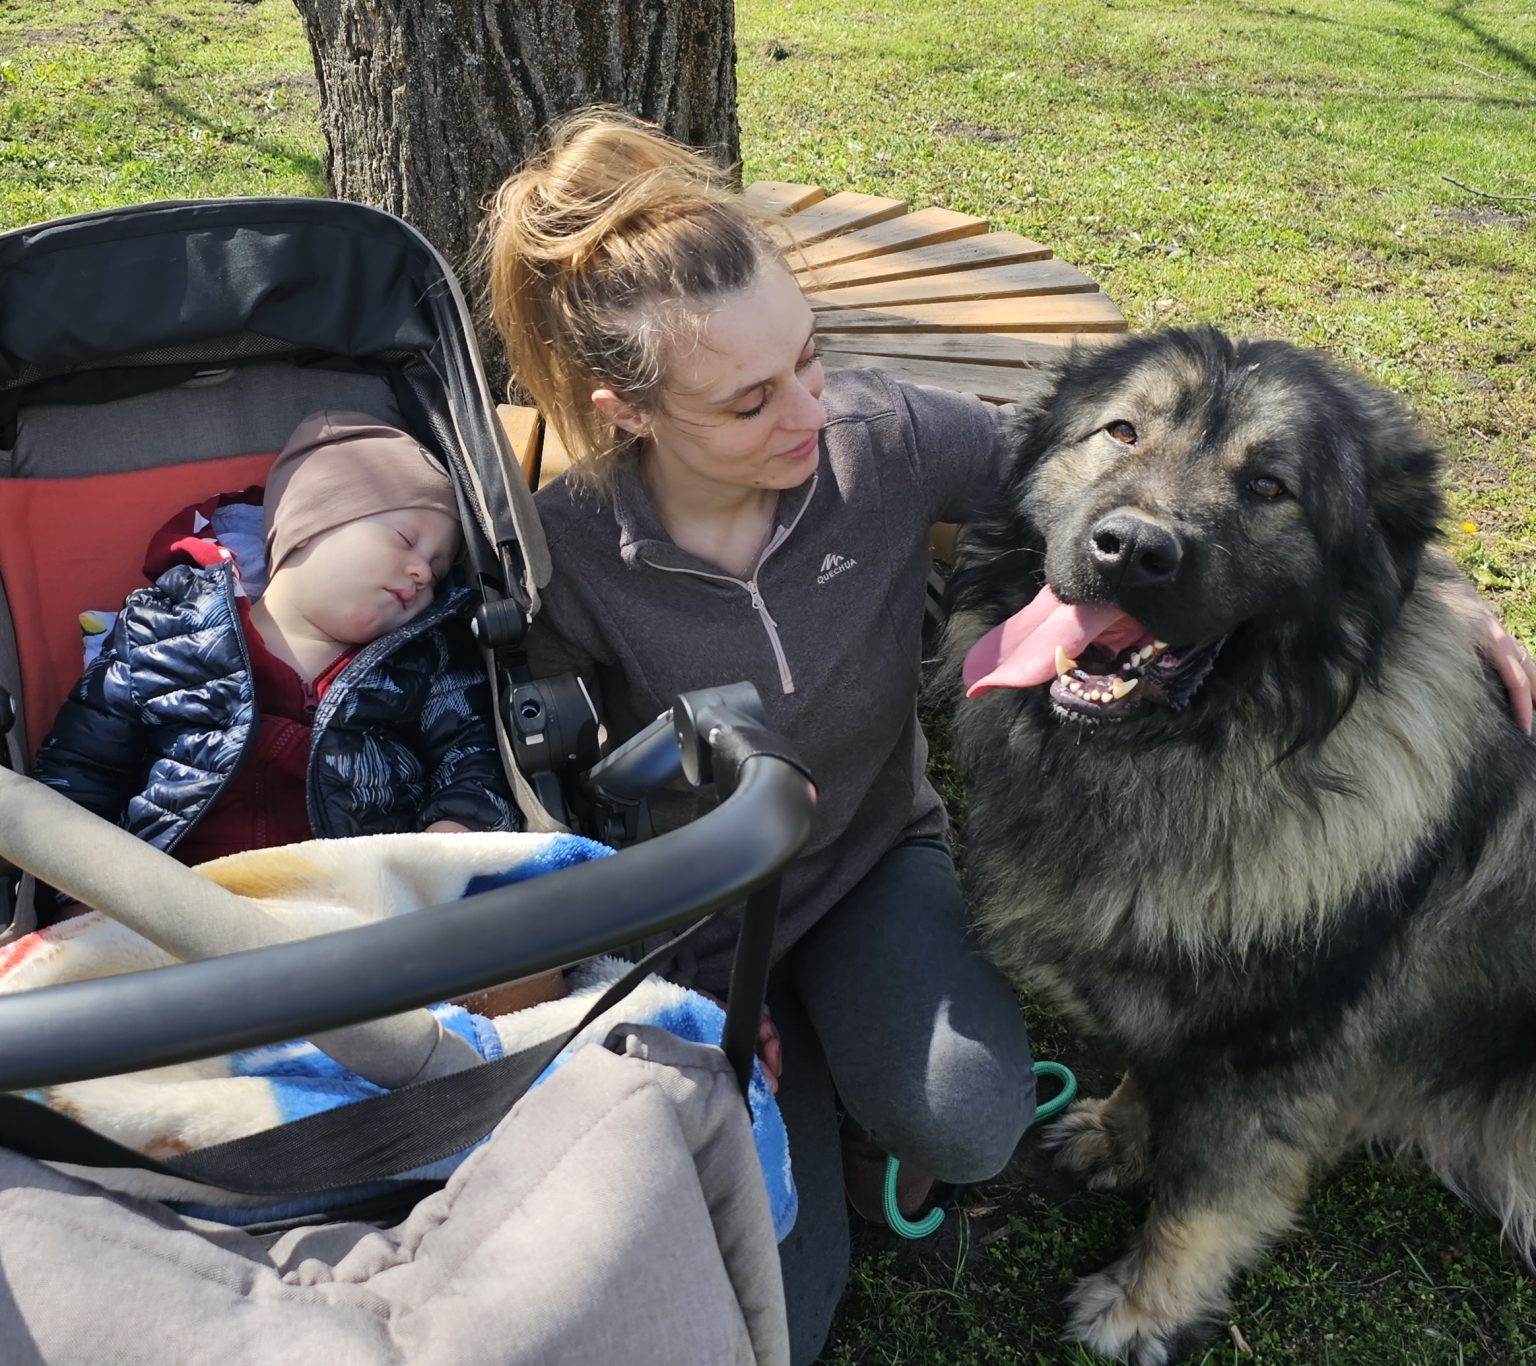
[854, 1001, 1032, 1186]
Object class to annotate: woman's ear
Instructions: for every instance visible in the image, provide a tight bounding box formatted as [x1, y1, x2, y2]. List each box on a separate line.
[591, 388, 649, 438]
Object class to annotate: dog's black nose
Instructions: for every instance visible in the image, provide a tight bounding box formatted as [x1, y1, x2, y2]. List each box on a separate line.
[1090, 510, 1183, 588]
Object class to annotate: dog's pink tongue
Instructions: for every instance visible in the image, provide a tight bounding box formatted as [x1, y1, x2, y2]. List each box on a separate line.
[963, 586, 1135, 697]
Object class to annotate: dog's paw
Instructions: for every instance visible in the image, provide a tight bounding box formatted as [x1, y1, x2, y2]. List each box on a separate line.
[1042, 1098, 1147, 1192]
[1065, 1267, 1180, 1366]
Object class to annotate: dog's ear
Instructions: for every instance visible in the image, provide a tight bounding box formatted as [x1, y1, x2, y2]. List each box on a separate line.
[1000, 353, 1078, 489]
[1342, 374, 1444, 578]
[939, 363, 1071, 636]
[1294, 362, 1445, 743]
[1290, 353, 1442, 579]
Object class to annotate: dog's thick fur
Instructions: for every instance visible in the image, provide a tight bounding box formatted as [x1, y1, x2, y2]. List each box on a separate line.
[942, 329, 1536, 1364]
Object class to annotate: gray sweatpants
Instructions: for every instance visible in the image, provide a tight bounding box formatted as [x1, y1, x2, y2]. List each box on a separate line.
[769, 836, 1037, 1365]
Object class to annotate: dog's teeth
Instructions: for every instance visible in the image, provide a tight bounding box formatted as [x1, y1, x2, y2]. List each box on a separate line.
[1109, 677, 1139, 700]
[1055, 646, 1078, 677]
[1153, 639, 1169, 652]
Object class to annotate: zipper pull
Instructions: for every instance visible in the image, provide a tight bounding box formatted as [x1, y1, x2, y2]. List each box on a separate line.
[748, 581, 780, 628]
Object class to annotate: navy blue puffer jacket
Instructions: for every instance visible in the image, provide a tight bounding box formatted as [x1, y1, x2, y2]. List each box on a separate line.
[33, 555, 515, 852]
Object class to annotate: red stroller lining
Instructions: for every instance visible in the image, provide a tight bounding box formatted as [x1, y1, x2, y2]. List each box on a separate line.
[0, 451, 277, 759]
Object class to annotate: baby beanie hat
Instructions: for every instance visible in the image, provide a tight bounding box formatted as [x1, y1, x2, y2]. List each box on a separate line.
[264, 411, 458, 572]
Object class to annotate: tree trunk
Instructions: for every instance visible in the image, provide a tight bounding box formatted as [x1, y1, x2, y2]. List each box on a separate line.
[291, 0, 738, 385]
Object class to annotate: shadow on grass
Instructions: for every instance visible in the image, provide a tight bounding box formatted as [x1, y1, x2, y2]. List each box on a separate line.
[1235, 2, 1535, 102]
[123, 18, 327, 195]
[1442, 0, 1536, 86]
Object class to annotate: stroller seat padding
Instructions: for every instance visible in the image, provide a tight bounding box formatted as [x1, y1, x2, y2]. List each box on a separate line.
[7, 363, 402, 480]
[0, 452, 277, 759]
[0, 1026, 789, 1366]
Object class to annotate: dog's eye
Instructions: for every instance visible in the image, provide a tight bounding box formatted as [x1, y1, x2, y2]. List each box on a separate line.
[1105, 421, 1138, 446]
[1249, 476, 1287, 498]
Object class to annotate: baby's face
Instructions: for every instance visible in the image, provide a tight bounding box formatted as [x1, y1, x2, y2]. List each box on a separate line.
[281, 508, 462, 645]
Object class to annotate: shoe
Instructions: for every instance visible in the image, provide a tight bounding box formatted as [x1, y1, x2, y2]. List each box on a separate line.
[840, 1114, 935, 1223]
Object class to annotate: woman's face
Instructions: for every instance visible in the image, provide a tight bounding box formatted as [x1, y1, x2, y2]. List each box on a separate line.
[623, 264, 828, 494]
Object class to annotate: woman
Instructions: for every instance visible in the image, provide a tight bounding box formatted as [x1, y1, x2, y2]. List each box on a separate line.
[481, 109, 1536, 1363]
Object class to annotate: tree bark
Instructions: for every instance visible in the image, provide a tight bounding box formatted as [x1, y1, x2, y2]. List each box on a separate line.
[292, 0, 738, 378]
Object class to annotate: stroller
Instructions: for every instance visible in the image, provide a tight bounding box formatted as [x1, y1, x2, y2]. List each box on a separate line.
[0, 198, 813, 1363]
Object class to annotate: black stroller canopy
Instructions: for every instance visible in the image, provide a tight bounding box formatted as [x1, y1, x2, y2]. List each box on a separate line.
[0, 197, 549, 602]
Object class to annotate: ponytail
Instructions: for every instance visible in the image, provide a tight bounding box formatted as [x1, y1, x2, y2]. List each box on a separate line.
[481, 108, 785, 487]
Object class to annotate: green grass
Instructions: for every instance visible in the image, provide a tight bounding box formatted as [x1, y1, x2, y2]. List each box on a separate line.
[3, 1, 1535, 1360]
[831, 1147, 1536, 1364]
[0, 0, 322, 220]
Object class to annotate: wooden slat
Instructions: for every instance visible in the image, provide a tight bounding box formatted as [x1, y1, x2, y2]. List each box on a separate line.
[742, 181, 826, 215]
[812, 329, 1114, 367]
[814, 292, 1128, 334]
[539, 421, 574, 490]
[790, 205, 988, 272]
[821, 350, 1056, 405]
[931, 522, 961, 563]
[807, 259, 1097, 312]
[796, 230, 1052, 291]
[778, 191, 910, 247]
[497, 403, 542, 489]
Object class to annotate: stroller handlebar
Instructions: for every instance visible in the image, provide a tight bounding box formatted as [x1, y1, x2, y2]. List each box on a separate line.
[0, 696, 816, 1091]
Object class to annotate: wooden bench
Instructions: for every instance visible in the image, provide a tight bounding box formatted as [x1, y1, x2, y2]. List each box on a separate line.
[498, 181, 1127, 556]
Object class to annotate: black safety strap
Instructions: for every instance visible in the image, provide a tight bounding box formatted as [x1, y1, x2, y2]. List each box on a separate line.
[0, 916, 714, 1197]
[0, 688, 19, 933]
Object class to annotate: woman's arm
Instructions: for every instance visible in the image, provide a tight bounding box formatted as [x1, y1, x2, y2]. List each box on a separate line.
[890, 378, 1018, 528]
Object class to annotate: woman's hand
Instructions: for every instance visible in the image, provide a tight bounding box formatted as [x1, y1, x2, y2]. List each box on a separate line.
[700, 991, 783, 1094]
[757, 1005, 783, 1095]
[1482, 616, 1536, 735]
[1437, 567, 1535, 735]
[1458, 598, 1535, 736]
[423, 819, 473, 834]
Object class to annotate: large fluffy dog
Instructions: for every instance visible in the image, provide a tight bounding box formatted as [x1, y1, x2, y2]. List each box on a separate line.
[942, 328, 1536, 1364]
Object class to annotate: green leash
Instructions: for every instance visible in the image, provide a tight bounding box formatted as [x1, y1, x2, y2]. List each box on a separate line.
[881, 1060, 1078, 1239]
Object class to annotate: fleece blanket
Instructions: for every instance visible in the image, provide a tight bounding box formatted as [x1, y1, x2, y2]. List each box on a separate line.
[0, 832, 795, 1239]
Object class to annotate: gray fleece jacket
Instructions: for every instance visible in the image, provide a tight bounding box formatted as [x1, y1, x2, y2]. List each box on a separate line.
[528, 368, 1010, 988]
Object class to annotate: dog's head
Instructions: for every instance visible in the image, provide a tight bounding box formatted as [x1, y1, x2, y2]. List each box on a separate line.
[949, 328, 1443, 746]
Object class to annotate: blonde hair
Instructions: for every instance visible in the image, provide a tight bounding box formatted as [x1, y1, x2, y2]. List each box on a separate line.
[481, 108, 786, 487]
